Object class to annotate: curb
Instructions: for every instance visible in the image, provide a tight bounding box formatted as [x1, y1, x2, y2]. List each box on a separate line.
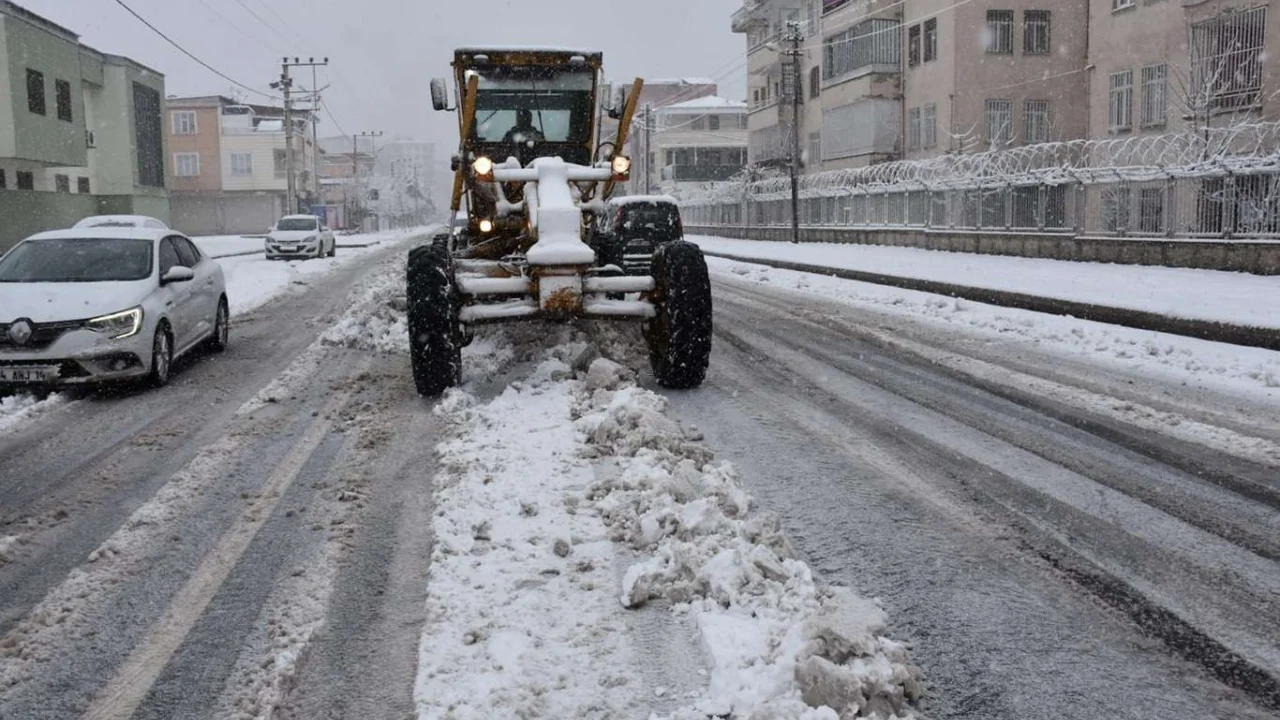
[703, 250, 1280, 352]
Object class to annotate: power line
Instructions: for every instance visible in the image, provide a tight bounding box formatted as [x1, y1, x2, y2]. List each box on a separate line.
[320, 97, 349, 137]
[229, 0, 295, 46]
[112, 0, 276, 99]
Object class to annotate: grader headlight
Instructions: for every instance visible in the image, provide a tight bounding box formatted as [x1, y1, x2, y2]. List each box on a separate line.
[479, 219, 494, 233]
[611, 155, 631, 180]
[473, 156, 494, 179]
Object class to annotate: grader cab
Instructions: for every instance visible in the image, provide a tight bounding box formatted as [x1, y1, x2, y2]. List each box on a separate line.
[408, 47, 713, 396]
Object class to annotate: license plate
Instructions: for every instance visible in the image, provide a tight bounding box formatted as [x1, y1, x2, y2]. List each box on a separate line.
[0, 366, 54, 382]
[280, 246, 297, 253]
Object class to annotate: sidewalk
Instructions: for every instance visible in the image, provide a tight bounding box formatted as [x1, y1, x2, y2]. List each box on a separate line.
[690, 237, 1279, 331]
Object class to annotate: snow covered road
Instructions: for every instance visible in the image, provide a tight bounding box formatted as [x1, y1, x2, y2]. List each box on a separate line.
[656, 266, 1280, 718]
[1, 230, 1278, 719]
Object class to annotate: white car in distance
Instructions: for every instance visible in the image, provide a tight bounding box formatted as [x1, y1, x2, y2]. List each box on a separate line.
[0, 227, 229, 389]
[265, 215, 336, 260]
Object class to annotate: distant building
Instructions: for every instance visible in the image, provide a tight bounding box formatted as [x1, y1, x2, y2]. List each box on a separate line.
[0, 0, 169, 252]
[607, 78, 721, 194]
[317, 134, 377, 230]
[164, 95, 317, 235]
[654, 96, 749, 196]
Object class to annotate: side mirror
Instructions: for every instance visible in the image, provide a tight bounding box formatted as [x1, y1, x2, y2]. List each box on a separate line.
[608, 86, 628, 120]
[430, 78, 450, 111]
[161, 266, 195, 285]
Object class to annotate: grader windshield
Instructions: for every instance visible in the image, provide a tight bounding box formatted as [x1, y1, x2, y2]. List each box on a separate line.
[470, 66, 595, 145]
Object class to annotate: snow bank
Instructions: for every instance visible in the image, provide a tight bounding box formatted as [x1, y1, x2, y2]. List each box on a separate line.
[575, 363, 923, 719]
[416, 342, 923, 719]
[0, 392, 66, 436]
[711, 256, 1280, 400]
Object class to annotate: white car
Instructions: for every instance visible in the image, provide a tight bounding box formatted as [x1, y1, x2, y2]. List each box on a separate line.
[265, 215, 336, 260]
[0, 227, 229, 389]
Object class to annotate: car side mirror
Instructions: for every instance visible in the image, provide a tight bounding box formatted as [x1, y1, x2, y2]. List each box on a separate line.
[430, 78, 450, 111]
[161, 266, 195, 285]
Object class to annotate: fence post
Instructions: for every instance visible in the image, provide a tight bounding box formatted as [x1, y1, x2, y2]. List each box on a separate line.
[1164, 176, 1176, 238]
[1004, 184, 1013, 230]
[1224, 173, 1236, 240]
[1036, 184, 1047, 231]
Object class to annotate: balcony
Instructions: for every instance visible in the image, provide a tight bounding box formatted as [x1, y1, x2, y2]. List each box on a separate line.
[661, 164, 745, 182]
[731, 0, 768, 32]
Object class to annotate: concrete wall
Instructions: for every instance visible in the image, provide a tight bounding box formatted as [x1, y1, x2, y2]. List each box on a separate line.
[0, 189, 98, 253]
[171, 192, 281, 237]
[686, 223, 1280, 274]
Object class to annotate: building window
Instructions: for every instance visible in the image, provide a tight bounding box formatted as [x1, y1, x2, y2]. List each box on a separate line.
[985, 10, 1014, 54]
[823, 19, 901, 81]
[171, 110, 197, 135]
[709, 114, 721, 131]
[924, 18, 938, 62]
[54, 174, 70, 193]
[908, 24, 921, 67]
[77, 176, 90, 194]
[923, 103, 937, 148]
[27, 69, 45, 115]
[133, 83, 164, 187]
[55, 79, 72, 122]
[807, 0, 820, 36]
[810, 66, 821, 99]
[807, 131, 821, 166]
[0, 170, 5, 189]
[1109, 69, 1134, 132]
[1024, 11, 1050, 55]
[1025, 100, 1050, 143]
[17, 171, 34, 190]
[1141, 64, 1168, 128]
[691, 115, 707, 130]
[985, 99, 1013, 147]
[230, 152, 253, 175]
[274, 149, 288, 176]
[907, 107, 922, 150]
[1190, 7, 1266, 111]
[1113, 0, 1135, 10]
[174, 152, 200, 177]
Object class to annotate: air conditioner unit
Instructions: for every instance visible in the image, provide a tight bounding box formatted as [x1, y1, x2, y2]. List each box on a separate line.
[85, 130, 96, 148]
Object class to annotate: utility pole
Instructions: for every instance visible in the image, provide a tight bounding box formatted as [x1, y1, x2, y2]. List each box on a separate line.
[643, 103, 653, 194]
[276, 57, 329, 215]
[785, 21, 803, 244]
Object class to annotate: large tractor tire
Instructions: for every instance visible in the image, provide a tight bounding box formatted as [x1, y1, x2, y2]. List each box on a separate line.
[407, 244, 462, 397]
[645, 241, 712, 389]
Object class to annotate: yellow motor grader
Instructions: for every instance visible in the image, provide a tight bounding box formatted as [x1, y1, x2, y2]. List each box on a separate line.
[409, 47, 712, 396]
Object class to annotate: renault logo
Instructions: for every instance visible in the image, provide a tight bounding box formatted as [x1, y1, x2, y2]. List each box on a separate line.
[7, 319, 33, 346]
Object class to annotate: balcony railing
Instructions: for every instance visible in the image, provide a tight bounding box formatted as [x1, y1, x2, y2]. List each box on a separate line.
[731, 0, 767, 32]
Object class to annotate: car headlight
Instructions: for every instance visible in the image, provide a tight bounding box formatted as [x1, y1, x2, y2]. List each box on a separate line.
[86, 307, 143, 340]
[306, 235, 318, 243]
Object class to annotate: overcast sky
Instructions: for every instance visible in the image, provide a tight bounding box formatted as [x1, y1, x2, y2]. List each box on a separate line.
[21, 0, 746, 152]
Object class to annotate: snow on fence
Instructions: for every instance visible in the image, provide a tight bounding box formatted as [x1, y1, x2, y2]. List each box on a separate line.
[682, 122, 1280, 240]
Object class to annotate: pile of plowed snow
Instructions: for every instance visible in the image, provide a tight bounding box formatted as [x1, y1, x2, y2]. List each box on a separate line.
[415, 337, 923, 719]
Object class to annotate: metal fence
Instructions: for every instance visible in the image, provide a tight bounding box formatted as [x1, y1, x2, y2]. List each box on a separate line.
[682, 122, 1280, 240]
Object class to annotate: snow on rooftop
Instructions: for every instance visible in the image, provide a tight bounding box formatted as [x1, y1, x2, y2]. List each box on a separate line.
[646, 77, 717, 86]
[455, 46, 601, 56]
[663, 96, 748, 111]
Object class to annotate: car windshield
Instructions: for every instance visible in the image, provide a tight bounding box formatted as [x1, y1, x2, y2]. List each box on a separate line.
[277, 218, 318, 231]
[0, 238, 153, 282]
[620, 205, 680, 235]
[471, 65, 594, 144]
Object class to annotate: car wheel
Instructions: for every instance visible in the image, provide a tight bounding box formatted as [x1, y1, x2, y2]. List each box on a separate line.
[328, 241, 337, 258]
[148, 326, 174, 388]
[207, 297, 229, 352]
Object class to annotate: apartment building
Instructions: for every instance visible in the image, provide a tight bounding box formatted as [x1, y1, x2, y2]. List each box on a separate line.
[165, 95, 317, 235]
[733, 0, 1280, 174]
[1089, 0, 1276, 139]
[0, 1, 169, 252]
[653, 96, 749, 195]
[610, 78, 719, 194]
